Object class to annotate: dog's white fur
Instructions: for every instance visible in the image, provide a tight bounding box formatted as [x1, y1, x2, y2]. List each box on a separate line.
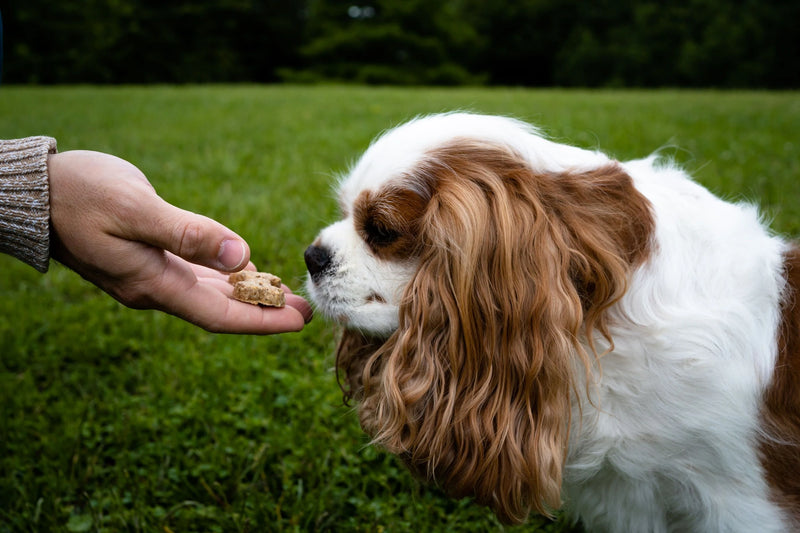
[305, 113, 796, 532]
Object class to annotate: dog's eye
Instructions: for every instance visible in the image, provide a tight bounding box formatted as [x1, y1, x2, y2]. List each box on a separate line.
[364, 218, 401, 247]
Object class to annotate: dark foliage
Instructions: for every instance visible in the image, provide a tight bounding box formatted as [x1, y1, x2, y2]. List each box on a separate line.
[0, 0, 797, 87]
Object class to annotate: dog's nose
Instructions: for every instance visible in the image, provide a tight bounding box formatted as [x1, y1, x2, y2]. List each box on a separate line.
[304, 244, 333, 279]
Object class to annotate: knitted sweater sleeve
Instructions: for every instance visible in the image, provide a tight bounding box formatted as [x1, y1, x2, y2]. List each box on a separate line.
[0, 136, 57, 272]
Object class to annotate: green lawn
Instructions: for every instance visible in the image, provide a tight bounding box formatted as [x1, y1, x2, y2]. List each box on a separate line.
[0, 85, 798, 533]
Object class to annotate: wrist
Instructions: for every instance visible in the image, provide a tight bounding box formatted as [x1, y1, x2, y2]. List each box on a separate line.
[0, 136, 57, 272]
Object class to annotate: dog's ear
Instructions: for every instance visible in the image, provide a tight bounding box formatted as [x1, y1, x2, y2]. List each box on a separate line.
[356, 142, 653, 524]
[335, 329, 387, 404]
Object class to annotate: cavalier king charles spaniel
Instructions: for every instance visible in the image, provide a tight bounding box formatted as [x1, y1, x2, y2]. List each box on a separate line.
[303, 112, 800, 532]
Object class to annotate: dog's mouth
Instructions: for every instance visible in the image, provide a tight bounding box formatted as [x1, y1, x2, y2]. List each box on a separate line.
[304, 282, 347, 322]
[305, 277, 401, 336]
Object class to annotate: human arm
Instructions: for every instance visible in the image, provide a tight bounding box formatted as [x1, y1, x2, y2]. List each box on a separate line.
[0, 138, 312, 333]
[0, 136, 55, 272]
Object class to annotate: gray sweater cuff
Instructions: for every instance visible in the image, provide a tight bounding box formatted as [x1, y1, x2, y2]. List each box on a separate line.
[0, 136, 57, 272]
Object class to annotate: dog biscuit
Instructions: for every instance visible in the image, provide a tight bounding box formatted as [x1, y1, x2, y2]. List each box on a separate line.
[228, 271, 285, 307]
[228, 270, 282, 287]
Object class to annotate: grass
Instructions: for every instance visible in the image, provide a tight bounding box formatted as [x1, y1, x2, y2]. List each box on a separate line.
[0, 85, 798, 533]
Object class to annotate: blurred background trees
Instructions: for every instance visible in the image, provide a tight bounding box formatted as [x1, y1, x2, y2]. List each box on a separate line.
[1, 0, 797, 87]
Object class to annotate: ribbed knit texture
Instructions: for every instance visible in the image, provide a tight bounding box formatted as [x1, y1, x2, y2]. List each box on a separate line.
[0, 136, 57, 272]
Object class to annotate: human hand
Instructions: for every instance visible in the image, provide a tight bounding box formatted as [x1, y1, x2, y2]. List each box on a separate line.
[46, 150, 313, 333]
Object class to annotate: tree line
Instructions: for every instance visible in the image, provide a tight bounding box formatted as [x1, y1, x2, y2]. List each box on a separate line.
[1, 0, 797, 88]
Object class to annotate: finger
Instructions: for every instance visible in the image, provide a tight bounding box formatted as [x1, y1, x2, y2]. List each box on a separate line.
[198, 278, 313, 325]
[285, 292, 314, 324]
[120, 194, 251, 272]
[197, 275, 235, 296]
[159, 281, 307, 334]
[190, 261, 260, 284]
[151, 257, 308, 334]
[198, 296, 308, 334]
[190, 263, 234, 283]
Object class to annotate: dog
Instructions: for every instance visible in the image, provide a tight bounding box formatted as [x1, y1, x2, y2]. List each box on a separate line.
[303, 112, 800, 532]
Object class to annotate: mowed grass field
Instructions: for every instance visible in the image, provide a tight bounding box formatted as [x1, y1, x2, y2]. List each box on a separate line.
[0, 85, 798, 533]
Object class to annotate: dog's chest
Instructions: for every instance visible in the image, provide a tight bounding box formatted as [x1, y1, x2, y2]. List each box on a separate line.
[561, 341, 786, 532]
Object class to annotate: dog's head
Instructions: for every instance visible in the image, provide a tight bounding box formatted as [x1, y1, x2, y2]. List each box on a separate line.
[304, 113, 653, 523]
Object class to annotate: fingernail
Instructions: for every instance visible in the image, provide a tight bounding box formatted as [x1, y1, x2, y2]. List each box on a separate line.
[218, 239, 247, 270]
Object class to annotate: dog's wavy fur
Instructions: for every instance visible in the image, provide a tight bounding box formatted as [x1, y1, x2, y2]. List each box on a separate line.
[306, 113, 799, 531]
[336, 141, 653, 523]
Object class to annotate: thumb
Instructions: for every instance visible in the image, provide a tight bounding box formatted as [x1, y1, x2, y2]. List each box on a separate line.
[124, 195, 250, 272]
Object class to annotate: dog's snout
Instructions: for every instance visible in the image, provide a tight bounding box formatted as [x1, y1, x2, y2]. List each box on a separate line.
[304, 244, 333, 279]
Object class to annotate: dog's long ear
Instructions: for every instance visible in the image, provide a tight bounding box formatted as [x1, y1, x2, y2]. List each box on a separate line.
[358, 142, 653, 524]
[335, 329, 387, 404]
